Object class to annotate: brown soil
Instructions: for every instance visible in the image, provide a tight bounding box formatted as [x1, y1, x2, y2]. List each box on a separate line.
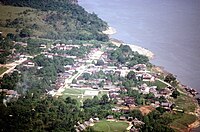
[139, 105, 155, 115]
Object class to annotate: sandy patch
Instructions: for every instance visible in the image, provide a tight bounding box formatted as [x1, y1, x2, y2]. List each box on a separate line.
[110, 39, 154, 59]
[103, 27, 117, 35]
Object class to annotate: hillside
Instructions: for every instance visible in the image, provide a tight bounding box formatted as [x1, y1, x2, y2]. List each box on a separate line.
[0, 0, 108, 41]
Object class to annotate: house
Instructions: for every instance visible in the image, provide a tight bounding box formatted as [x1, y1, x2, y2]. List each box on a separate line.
[161, 102, 172, 110]
[40, 44, 47, 49]
[123, 97, 135, 107]
[23, 60, 35, 68]
[132, 118, 145, 126]
[78, 124, 86, 131]
[160, 88, 172, 97]
[89, 118, 94, 123]
[142, 73, 155, 82]
[139, 84, 150, 94]
[130, 127, 139, 132]
[119, 116, 126, 120]
[93, 117, 99, 122]
[107, 115, 114, 120]
[133, 64, 147, 71]
[111, 107, 120, 112]
[15, 42, 28, 47]
[84, 121, 90, 127]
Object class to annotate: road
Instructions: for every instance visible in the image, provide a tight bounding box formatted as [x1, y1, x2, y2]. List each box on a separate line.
[55, 49, 105, 96]
[0, 58, 28, 78]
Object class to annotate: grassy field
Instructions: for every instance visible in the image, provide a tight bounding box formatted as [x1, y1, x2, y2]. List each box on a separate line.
[148, 80, 168, 89]
[91, 120, 129, 132]
[169, 113, 197, 131]
[0, 5, 33, 36]
[0, 5, 52, 36]
[63, 88, 85, 95]
[62, 88, 108, 102]
[0, 67, 8, 75]
[174, 93, 197, 112]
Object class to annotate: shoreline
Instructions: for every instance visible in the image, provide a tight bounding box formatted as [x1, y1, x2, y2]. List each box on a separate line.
[103, 26, 200, 131]
[110, 38, 155, 60]
[103, 27, 154, 59]
[102, 27, 117, 35]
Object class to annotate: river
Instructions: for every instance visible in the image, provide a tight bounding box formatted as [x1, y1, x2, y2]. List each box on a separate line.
[79, 0, 200, 93]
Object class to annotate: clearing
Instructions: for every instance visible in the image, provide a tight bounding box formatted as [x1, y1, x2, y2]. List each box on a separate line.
[90, 120, 129, 132]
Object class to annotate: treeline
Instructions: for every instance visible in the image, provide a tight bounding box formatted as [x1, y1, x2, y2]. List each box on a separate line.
[0, 0, 109, 41]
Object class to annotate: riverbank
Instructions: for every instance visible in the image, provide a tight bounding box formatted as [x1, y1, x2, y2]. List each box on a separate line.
[110, 38, 154, 59]
[103, 27, 154, 59]
[103, 26, 200, 131]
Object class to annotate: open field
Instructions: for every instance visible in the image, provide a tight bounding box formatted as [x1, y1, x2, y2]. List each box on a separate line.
[148, 80, 168, 89]
[90, 120, 128, 132]
[169, 113, 197, 131]
[0, 5, 33, 36]
[174, 93, 197, 112]
[62, 88, 108, 101]
[0, 67, 8, 75]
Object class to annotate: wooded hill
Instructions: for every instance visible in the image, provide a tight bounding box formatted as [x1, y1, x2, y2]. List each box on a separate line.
[0, 0, 109, 41]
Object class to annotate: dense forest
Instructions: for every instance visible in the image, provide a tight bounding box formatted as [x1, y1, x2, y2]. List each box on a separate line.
[0, 0, 109, 41]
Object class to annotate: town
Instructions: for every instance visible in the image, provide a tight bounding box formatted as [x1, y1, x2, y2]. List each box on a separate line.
[1, 35, 198, 131]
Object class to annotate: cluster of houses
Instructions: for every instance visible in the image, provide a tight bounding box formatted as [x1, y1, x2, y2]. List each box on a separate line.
[183, 85, 198, 96]
[75, 117, 99, 132]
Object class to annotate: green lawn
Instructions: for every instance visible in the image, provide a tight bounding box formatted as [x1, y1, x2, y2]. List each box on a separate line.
[63, 88, 85, 95]
[90, 120, 128, 132]
[0, 67, 8, 75]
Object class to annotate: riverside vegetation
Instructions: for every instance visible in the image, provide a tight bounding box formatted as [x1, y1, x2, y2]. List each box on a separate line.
[0, 0, 199, 132]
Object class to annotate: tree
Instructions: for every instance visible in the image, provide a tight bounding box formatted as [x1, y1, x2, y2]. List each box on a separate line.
[129, 109, 143, 120]
[100, 94, 109, 104]
[98, 81, 104, 88]
[164, 74, 176, 84]
[82, 73, 91, 80]
[6, 33, 15, 40]
[96, 59, 104, 66]
[127, 71, 136, 80]
[171, 89, 180, 99]
[19, 28, 32, 38]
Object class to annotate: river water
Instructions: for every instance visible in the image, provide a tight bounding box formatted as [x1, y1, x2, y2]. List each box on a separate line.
[79, 0, 200, 93]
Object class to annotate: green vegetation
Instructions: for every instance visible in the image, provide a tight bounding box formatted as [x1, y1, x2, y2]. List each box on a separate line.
[90, 120, 128, 132]
[0, 1, 199, 132]
[0, 71, 19, 90]
[0, 36, 14, 64]
[174, 94, 197, 112]
[0, 0, 108, 41]
[108, 45, 149, 66]
[148, 80, 168, 89]
[63, 88, 85, 95]
[169, 113, 197, 130]
[0, 95, 82, 131]
[0, 67, 8, 75]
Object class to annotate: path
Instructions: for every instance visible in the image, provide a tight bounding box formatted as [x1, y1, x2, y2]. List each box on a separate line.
[0, 58, 27, 77]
